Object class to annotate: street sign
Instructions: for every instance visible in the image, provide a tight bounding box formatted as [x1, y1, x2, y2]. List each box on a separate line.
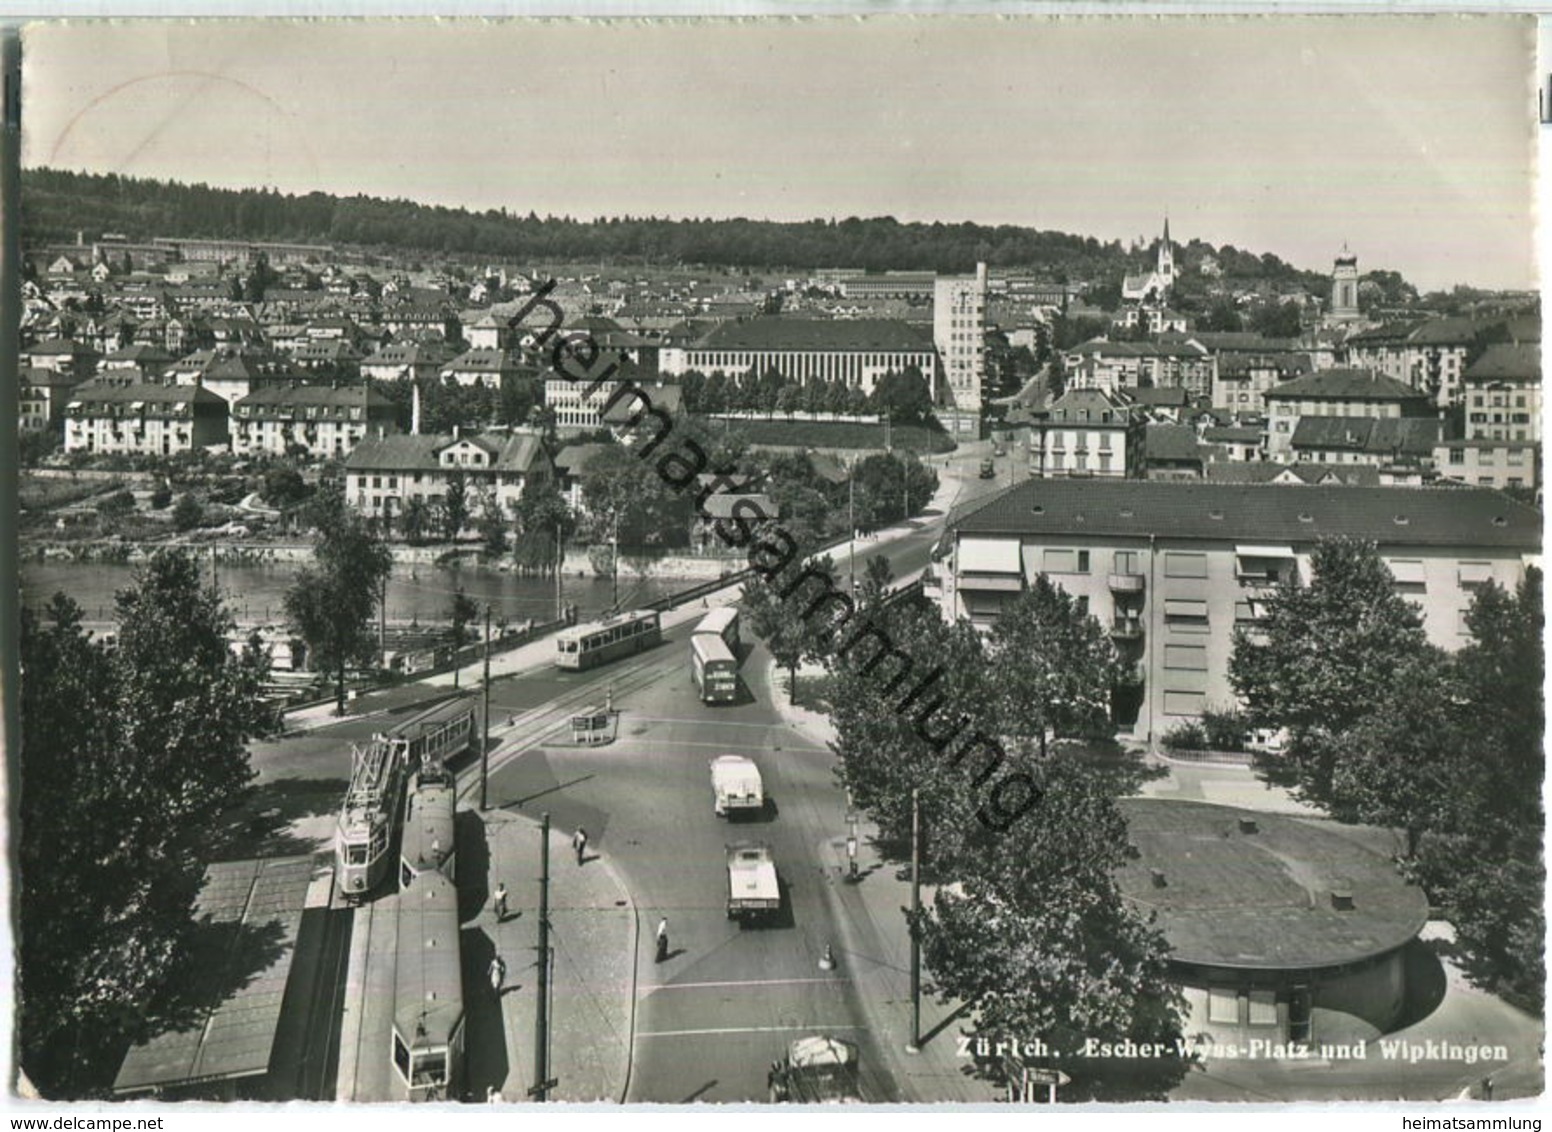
[1025, 1068, 1070, 1087]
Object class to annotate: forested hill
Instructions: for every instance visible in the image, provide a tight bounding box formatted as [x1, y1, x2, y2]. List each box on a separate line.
[22, 166, 1326, 288]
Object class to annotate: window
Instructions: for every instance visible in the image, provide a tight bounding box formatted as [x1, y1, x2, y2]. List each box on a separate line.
[1388, 560, 1426, 588]
[1164, 644, 1207, 670]
[1208, 988, 1240, 1025]
[1043, 548, 1078, 573]
[1448, 448, 1465, 466]
[1077, 550, 1090, 573]
[1114, 550, 1140, 575]
[1164, 598, 1209, 624]
[1248, 990, 1277, 1026]
[1165, 690, 1206, 717]
[1458, 561, 1493, 587]
[1164, 552, 1208, 579]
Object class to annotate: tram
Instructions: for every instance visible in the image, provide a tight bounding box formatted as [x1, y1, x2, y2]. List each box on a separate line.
[333, 696, 476, 902]
[391, 871, 465, 1102]
[399, 754, 457, 889]
[554, 609, 662, 671]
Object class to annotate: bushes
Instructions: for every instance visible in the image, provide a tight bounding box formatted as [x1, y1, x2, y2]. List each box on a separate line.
[171, 494, 204, 532]
[96, 490, 136, 518]
[1160, 708, 1251, 754]
[1160, 720, 1207, 752]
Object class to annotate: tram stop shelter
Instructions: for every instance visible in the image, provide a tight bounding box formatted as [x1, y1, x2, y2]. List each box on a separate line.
[114, 856, 314, 1099]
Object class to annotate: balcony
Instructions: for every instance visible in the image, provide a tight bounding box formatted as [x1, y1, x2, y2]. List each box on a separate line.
[1107, 572, 1146, 594]
[1110, 617, 1144, 641]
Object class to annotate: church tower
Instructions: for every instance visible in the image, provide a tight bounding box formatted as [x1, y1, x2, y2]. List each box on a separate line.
[1156, 217, 1175, 286]
[1331, 246, 1360, 322]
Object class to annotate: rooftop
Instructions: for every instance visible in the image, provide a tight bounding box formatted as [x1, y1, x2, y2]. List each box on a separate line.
[693, 317, 934, 354]
[1265, 368, 1427, 402]
[953, 477, 1539, 549]
[1116, 800, 1429, 970]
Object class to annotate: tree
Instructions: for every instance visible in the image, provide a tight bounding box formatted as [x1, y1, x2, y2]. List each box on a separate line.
[439, 470, 469, 541]
[856, 552, 895, 609]
[284, 490, 393, 713]
[171, 493, 203, 531]
[261, 466, 309, 509]
[448, 585, 478, 688]
[19, 553, 275, 1095]
[918, 761, 1186, 1100]
[1228, 538, 1429, 813]
[739, 553, 834, 705]
[987, 575, 1121, 759]
[477, 496, 509, 555]
[400, 495, 430, 546]
[513, 477, 576, 573]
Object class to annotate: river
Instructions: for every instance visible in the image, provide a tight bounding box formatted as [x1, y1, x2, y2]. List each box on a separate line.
[20, 559, 680, 629]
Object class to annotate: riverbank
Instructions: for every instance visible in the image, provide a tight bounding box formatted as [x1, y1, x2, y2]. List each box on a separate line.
[18, 537, 750, 580]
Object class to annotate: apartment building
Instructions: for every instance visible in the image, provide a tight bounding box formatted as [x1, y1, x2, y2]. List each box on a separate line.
[938, 479, 1540, 741]
[64, 381, 230, 455]
[344, 429, 553, 534]
[230, 383, 398, 459]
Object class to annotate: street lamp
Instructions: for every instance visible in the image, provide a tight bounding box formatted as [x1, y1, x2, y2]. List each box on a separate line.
[480, 603, 492, 811]
[847, 462, 856, 593]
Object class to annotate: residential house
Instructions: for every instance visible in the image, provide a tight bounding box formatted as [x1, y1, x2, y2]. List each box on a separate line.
[360, 340, 458, 385]
[1263, 368, 1435, 458]
[1434, 439, 1538, 493]
[1024, 388, 1143, 479]
[440, 348, 531, 389]
[1288, 416, 1442, 472]
[64, 381, 229, 455]
[231, 382, 398, 459]
[99, 342, 175, 382]
[20, 366, 84, 433]
[939, 479, 1540, 739]
[1461, 344, 1540, 443]
[343, 430, 554, 535]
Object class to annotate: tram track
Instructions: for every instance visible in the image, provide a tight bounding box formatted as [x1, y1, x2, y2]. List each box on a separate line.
[454, 647, 674, 809]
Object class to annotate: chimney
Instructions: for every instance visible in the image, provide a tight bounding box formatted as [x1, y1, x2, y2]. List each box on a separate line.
[411, 380, 421, 436]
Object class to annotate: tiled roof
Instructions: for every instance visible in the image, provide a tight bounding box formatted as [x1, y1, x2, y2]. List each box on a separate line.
[1205, 462, 1380, 487]
[1143, 423, 1204, 462]
[102, 343, 174, 363]
[552, 442, 616, 475]
[1291, 415, 1441, 456]
[1406, 316, 1484, 347]
[1129, 386, 1190, 407]
[953, 477, 1539, 549]
[68, 381, 227, 408]
[693, 317, 933, 353]
[1201, 426, 1263, 444]
[236, 383, 393, 409]
[1264, 368, 1426, 402]
[442, 348, 523, 373]
[345, 430, 548, 473]
[1464, 344, 1539, 383]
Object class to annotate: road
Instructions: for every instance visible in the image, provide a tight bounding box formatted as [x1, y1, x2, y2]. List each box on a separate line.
[238, 451, 1007, 1102]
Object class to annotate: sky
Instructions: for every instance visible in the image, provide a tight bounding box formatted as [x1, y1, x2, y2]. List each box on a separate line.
[18, 15, 1539, 292]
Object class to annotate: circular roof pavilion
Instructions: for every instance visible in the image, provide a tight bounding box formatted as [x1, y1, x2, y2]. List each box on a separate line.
[1116, 800, 1429, 972]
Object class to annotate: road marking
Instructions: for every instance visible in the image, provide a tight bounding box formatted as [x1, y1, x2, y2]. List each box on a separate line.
[651, 977, 850, 992]
[637, 1024, 866, 1039]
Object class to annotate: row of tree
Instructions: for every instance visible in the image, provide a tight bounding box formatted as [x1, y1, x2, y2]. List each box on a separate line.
[1229, 540, 1544, 1011]
[674, 365, 938, 426]
[24, 166, 1333, 282]
[20, 553, 279, 1095]
[740, 552, 1186, 1100]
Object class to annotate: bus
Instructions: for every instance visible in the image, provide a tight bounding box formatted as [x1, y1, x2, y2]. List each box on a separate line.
[692, 633, 740, 704]
[555, 609, 662, 671]
[694, 606, 741, 655]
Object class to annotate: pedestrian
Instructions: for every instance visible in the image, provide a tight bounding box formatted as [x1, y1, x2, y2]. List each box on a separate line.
[573, 826, 588, 866]
[655, 916, 670, 963]
[488, 954, 506, 995]
[492, 882, 508, 922]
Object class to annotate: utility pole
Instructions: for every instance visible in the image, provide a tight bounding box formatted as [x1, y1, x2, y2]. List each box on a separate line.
[611, 509, 620, 611]
[554, 519, 563, 621]
[847, 465, 856, 593]
[534, 812, 553, 1101]
[480, 604, 492, 811]
[905, 786, 922, 1054]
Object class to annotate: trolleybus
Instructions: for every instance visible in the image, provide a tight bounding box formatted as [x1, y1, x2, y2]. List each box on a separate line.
[555, 609, 662, 671]
[692, 633, 740, 704]
[694, 606, 741, 655]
